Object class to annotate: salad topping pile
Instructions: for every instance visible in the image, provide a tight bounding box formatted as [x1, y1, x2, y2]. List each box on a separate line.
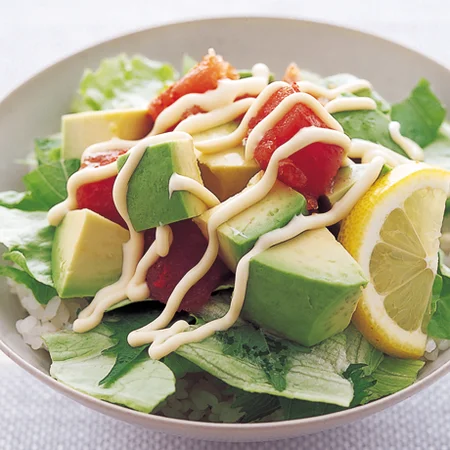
[1, 48, 450, 421]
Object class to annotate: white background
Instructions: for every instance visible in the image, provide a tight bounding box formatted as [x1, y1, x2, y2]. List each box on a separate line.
[1, 1, 450, 449]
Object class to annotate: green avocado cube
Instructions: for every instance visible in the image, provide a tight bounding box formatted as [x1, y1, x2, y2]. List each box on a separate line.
[62, 109, 152, 159]
[243, 228, 368, 347]
[118, 136, 207, 232]
[325, 163, 392, 206]
[194, 179, 307, 271]
[52, 209, 130, 298]
[192, 121, 260, 201]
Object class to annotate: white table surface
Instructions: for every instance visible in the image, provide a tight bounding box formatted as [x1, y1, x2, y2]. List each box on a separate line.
[2, 1, 450, 448]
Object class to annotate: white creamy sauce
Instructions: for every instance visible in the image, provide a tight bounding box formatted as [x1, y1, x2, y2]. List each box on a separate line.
[47, 139, 138, 227]
[296, 79, 373, 100]
[50, 60, 426, 359]
[126, 225, 173, 302]
[194, 81, 289, 154]
[349, 139, 411, 166]
[324, 97, 377, 114]
[175, 97, 255, 136]
[389, 121, 425, 161]
[192, 78, 372, 156]
[150, 64, 270, 136]
[244, 92, 344, 160]
[169, 173, 220, 208]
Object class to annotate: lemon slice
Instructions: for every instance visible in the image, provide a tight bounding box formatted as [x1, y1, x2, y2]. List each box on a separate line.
[339, 163, 450, 358]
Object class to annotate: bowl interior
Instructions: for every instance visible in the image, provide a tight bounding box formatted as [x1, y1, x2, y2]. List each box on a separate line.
[1, 17, 450, 441]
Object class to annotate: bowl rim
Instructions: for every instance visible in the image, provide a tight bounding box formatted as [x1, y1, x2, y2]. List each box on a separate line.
[1, 15, 450, 436]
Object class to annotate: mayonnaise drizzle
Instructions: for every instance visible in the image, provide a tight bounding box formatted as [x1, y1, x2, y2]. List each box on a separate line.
[296, 79, 373, 100]
[348, 139, 411, 166]
[150, 64, 270, 136]
[175, 97, 255, 135]
[191, 79, 371, 156]
[47, 139, 138, 227]
[128, 127, 355, 357]
[193, 81, 289, 154]
[72, 132, 192, 332]
[389, 121, 425, 161]
[126, 224, 173, 302]
[324, 97, 377, 114]
[245, 93, 344, 160]
[169, 173, 220, 208]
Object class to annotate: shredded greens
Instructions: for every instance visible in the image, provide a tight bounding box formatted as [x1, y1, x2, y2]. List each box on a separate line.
[71, 54, 177, 112]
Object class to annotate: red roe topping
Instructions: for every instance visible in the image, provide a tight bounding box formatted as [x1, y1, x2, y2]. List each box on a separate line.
[248, 84, 344, 210]
[148, 52, 239, 125]
[76, 149, 128, 228]
[145, 220, 231, 312]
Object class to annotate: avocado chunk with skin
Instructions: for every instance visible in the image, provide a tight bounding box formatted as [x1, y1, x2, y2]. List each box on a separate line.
[52, 209, 129, 298]
[62, 108, 152, 159]
[243, 228, 368, 347]
[324, 163, 392, 207]
[118, 136, 207, 232]
[193, 122, 260, 201]
[194, 179, 307, 271]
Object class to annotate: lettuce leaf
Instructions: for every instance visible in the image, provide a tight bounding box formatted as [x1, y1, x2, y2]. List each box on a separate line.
[0, 207, 54, 287]
[230, 389, 280, 423]
[0, 158, 80, 213]
[0, 191, 47, 211]
[0, 265, 56, 304]
[176, 298, 354, 407]
[424, 129, 450, 171]
[324, 73, 391, 114]
[43, 324, 175, 413]
[99, 306, 161, 387]
[278, 326, 382, 420]
[71, 54, 177, 113]
[391, 78, 446, 148]
[363, 357, 424, 403]
[333, 109, 408, 157]
[428, 255, 450, 339]
[279, 364, 376, 420]
[323, 73, 408, 156]
[23, 159, 80, 210]
[34, 134, 62, 165]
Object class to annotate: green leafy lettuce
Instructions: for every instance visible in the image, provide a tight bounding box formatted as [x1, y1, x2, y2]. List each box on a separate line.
[424, 128, 450, 171]
[176, 298, 354, 407]
[0, 266, 55, 304]
[34, 134, 62, 165]
[363, 357, 424, 403]
[324, 73, 391, 114]
[71, 54, 177, 113]
[324, 74, 407, 157]
[392, 78, 446, 147]
[0, 191, 47, 211]
[99, 306, 162, 386]
[230, 390, 280, 423]
[43, 323, 175, 413]
[22, 159, 80, 209]
[0, 208, 55, 286]
[428, 254, 450, 339]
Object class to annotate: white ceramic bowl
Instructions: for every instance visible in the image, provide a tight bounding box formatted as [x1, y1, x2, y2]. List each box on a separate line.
[1, 17, 450, 442]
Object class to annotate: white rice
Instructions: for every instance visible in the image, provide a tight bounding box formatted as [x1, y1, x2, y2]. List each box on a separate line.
[9, 280, 87, 350]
